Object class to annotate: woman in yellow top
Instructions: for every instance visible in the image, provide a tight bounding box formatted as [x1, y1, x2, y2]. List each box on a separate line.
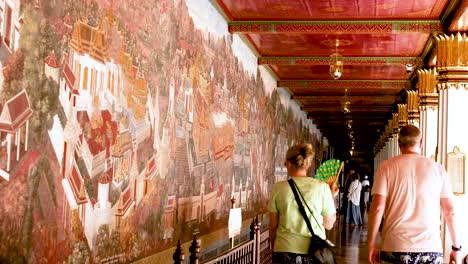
[268, 143, 337, 264]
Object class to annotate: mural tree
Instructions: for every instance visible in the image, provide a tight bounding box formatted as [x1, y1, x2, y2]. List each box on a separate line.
[94, 224, 110, 261]
[20, 8, 65, 144]
[66, 240, 90, 264]
[22, 155, 57, 259]
[0, 50, 25, 103]
[62, 0, 85, 21]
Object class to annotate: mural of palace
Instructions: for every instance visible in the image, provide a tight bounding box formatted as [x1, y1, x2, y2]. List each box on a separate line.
[0, 0, 323, 262]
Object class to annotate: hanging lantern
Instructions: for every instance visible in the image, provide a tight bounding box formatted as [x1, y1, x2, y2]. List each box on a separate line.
[329, 39, 343, 80]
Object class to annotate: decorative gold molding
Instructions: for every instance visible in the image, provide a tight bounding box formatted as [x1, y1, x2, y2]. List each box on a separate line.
[438, 82, 468, 91]
[375, 117, 397, 152]
[435, 33, 468, 91]
[259, 56, 422, 66]
[417, 68, 439, 108]
[278, 80, 410, 90]
[398, 104, 408, 127]
[392, 113, 399, 133]
[435, 33, 468, 71]
[418, 69, 438, 94]
[228, 20, 442, 34]
[407, 90, 420, 123]
[407, 90, 419, 112]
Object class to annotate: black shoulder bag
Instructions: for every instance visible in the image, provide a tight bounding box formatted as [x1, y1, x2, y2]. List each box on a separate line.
[288, 179, 336, 264]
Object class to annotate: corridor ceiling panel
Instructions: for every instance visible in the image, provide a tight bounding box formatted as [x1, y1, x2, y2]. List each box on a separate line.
[246, 33, 429, 57]
[213, 0, 458, 164]
[216, 0, 449, 20]
[270, 64, 412, 80]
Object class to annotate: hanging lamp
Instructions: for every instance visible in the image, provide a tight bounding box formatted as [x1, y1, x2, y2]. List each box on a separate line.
[329, 39, 343, 80]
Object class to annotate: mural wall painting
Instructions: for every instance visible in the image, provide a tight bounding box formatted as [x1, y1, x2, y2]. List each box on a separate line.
[0, 0, 323, 262]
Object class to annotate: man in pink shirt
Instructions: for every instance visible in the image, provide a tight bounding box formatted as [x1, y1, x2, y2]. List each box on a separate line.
[368, 125, 462, 264]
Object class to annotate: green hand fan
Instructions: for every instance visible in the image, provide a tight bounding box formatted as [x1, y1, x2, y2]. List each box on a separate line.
[315, 159, 344, 192]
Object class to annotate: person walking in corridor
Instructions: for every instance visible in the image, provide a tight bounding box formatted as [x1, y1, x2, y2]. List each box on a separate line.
[361, 175, 370, 209]
[346, 172, 363, 225]
[368, 125, 462, 264]
[269, 143, 337, 264]
[341, 169, 355, 215]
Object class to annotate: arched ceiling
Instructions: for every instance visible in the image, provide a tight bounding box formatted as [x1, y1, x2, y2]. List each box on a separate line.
[211, 0, 465, 165]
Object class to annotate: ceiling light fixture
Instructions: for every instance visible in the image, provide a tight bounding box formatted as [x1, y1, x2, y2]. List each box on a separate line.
[330, 39, 343, 80]
[342, 88, 351, 114]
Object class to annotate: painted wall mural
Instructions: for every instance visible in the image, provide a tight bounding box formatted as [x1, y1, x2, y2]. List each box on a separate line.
[0, 0, 323, 263]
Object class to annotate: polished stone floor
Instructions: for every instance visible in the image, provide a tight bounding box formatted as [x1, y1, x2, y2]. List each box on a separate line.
[328, 210, 373, 264]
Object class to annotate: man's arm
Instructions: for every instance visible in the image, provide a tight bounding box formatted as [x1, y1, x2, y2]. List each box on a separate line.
[269, 212, 279, 249]
[367, 194, 386, 264]
[441, 197, 461, 264]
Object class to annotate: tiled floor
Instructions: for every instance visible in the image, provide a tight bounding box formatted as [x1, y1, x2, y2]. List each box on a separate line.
[328, 211, 372, 264]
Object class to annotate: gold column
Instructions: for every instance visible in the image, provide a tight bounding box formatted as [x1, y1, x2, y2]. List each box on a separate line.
[374, 113, 402, 165]
[418, 69, 438, 159]
[407, 90, 419, 126]
[435, 32, 468, 259]
[392, 113, 400, 156]
[397, 103, 408, 128]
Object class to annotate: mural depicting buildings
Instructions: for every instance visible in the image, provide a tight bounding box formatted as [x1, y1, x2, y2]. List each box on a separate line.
[0, 0, 324, 263]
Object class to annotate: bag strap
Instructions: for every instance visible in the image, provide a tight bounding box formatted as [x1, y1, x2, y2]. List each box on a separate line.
[289, 179, 323, 230]
[287, 179, 321, 238]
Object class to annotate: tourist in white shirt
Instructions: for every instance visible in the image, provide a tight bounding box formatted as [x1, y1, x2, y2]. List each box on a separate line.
[346, 172, 362, 225]
[361, 175, 370, 208]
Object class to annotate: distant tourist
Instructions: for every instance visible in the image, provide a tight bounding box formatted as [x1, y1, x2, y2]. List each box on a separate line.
[346, 172, 362, 225]
[361, 175, 370, 209]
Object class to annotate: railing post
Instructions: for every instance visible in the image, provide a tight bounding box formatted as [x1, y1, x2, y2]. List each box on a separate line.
[255, 216, 261, 264]
[173, 240, 185, 264]
[189, 234, 200, 264]
[249, 217, 256, 240]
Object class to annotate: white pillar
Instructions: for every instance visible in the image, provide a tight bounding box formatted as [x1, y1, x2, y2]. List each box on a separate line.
[435, 32, 468, 259]
[16, 128, 20, 161]
[420, 107, 438, 159]
[6, 133, 11, 172]
[25, 120, 29, 151]
[437, 84, 468, 258]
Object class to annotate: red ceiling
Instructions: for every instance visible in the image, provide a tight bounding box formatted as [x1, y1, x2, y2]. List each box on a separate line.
[271, 64, 412, 80]
[217, 0, 449, 20]
[214, 0, 458, 153]
[246, 33, 429, 57]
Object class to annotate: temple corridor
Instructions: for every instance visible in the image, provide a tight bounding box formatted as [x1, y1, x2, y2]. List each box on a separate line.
[2, 1, 468, 263]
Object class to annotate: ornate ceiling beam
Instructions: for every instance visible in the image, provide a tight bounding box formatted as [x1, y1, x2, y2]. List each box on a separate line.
[278, 80, 411, 90]
[228, 20, 442, 34]
[293, 95, 398, 101]
[315, 120, 386, 125]
[312, 115, 388, 119]
[304, 104, 394, 108]
[306, 108, 391, 113]
[259, 56, 422, 67]
[291, 91, 400, 97]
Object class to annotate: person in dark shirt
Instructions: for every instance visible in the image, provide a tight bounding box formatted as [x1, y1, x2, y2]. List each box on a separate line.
[341, 169, 355, 215]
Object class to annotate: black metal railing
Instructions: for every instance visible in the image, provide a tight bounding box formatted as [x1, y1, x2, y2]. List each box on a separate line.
[173, 216, 271, 264]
